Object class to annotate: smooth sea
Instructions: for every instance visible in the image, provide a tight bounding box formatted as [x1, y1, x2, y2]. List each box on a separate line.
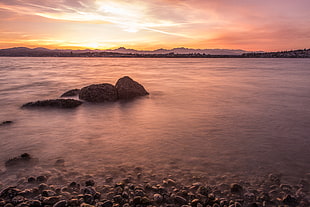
[0, 57, 309, 186]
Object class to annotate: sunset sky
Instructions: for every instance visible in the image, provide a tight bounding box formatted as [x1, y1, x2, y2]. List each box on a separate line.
[0, 0, 310, 51]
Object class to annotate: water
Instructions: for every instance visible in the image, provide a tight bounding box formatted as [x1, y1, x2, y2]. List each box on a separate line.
[0, 57, 310, 185]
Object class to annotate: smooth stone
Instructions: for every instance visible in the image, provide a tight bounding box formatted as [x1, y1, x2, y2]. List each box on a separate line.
[22, 99, 82, 108]
[79, 83, 118, 102]
[60, 89, 80, 97]
[115, 76, 149, 99]
[100, 200, 113, 207]
[52, 200, 67, 207]
[37, 175, 48, 183]
[85, 180, 95, 187]
[175, 195, 188, 205]
[230, 184, 243, 194]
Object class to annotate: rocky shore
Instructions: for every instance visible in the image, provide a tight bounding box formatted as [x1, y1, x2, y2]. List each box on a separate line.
[0, 160, 309, 207]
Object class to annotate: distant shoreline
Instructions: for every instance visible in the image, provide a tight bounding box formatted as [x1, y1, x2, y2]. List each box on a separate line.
[0, 48, 309, 58]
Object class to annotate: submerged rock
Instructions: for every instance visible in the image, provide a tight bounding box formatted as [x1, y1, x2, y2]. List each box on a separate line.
[22, 99, 82, 109]
[79, 84, 118, 102]
[60, 89, 80, 97]
[5, 153, 38, 168]
[115, 76, 149, 100]
[0, 121, 13, 126]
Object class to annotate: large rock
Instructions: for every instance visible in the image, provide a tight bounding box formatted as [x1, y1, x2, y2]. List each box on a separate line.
[115, 76, 149, 99]
[79, 83, 118, 102]
[22, 99, 82, 108]
[60, 89, 80, 97]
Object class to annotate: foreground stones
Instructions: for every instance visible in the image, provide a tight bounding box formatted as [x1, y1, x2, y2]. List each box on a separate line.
[0, 170, 308, 207]
[22, 99, 82, 109]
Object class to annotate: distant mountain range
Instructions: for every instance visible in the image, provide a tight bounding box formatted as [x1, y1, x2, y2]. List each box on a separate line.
[0, 47, 309, 58]
[0, 47, 257, 56]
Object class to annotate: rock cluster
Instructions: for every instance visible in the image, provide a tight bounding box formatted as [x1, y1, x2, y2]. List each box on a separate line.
[22, 76, 148, 108]
[78, 76, 149, 102]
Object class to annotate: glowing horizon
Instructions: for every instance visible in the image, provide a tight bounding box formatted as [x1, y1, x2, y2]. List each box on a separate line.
[1, 0, 310, 51]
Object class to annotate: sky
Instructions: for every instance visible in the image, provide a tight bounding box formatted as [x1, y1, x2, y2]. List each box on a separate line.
[0, 0, 310, 51]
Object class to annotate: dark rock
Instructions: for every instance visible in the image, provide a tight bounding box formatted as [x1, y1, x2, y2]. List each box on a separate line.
[113, 195, 123, 204]
[52, 200, 67, 207]
[4, 203, 14, 207]
[22, 99, 82, 109]
[0, 187, 21, 199]
[1, 121, 13, 126]
[230, 184, 243, 194]
[100, 200, 113, 207]
[42, 190, 56, 197]
[11, 195, 25, 205]
[115, 76, 149, 99]
[153, 193, 163, 203]
[283, 195, 298, 206]
[79, 83, 118, 102]
[85, 180, 95, 187]
[197, 186, 211, 196]
[42, 196, 60, 205]
[83, 194, 94, 204]
[268, 174, 281, 184]
[37, 176, 48, 183]
[38, 184, 49, 192]
[54, 159, 65, 167]
[5, 153, 38, 168]
[27, 177, 36, 183]
[60, 89, 80, 97]
[174, 195, 188, 205]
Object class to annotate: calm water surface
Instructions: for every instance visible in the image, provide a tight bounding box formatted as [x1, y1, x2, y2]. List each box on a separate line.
[0, 57, 309, 184]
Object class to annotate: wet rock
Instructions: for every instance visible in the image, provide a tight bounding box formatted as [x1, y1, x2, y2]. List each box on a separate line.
[0, 121, 13, 126]
[230, 184, 243, 194]
[113, 195, 123, 204]
[54, 159, 65, 167]
[268, 174, 281, 184]
[11, 195, 25, 205]
[60, 89, 80, 97]
[22, 99, 82, 108]
[82, 187, 96, 196]
[52, 200, 67, 207]
[83, 194, 94, 204]
[283, 195, 298, 206]
[37, 175, 48, 183]
[38, 183, 49, 192]
[42, 196, 60, 205]
[79, 83, 118, 102]
[42, 190, 56, 197]
[85, 180, 95, 187]
[100, 200, 113, 207]
[29, 200, 41, 207]
[153, 193, 163, 203]
[175, 195, 188, 205]
[197, 186, 211, 196]
[0, 187, 21, 200]
[115, 76, 149, 100]
[5, 153, 38, 168]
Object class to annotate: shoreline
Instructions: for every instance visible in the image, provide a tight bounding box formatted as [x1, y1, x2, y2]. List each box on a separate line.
[1, 163, 309, 207]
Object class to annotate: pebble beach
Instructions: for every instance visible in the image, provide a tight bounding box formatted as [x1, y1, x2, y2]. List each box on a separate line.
[0, 157, 309, 207]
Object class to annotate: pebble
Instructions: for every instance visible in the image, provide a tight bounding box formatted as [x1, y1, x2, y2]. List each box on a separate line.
[230, 184, 243, 194]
